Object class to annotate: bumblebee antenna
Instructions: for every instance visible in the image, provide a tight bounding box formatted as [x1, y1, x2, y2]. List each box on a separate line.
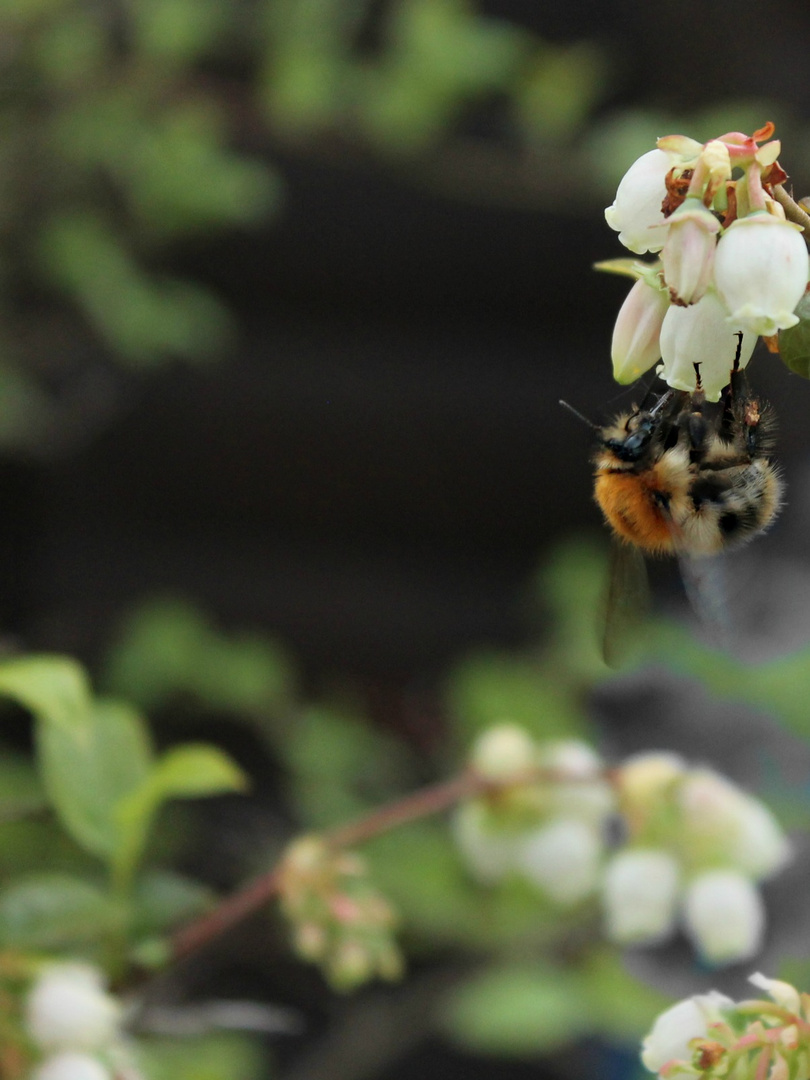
[559, 400, 598, 429]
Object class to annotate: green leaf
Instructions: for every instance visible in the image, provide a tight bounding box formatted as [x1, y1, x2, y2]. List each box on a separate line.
[131, 869, 215, 936]
[0, 873, 121, 950]
[114, 743, 247, 891]
[0, 654, 92, 732]
[282, 706, 413, 828]
[103, 597, 294, 715]
[445, 651, 585, 741]
[580, 951, 672, 1041]
[35, 697, 153, 859]
[440, 963, 587, 1055]
[777, 293, 810, 378]
[138, 1032, 266, 1080]
[0, 751, 47, 820]
[369, 823, 558, 950]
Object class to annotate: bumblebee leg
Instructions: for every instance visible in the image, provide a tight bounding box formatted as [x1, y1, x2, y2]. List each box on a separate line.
[678, 363, 709, 460]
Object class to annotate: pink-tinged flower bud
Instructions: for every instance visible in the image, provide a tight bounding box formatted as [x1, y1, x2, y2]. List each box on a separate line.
[679, 768, 792, 880]
[640, 991, 734, 1073]
[682, 869, 764, 965]
[713, 212, 810, 336]
[661, 197, 720, 305]
[611, 275, 670, 384]
[659, 290, 756, 401]
[605, 150, 673, 254]
[517, 818, 602, 904]
[748, 972, 802, 1014]
[602, 848, 680, 944]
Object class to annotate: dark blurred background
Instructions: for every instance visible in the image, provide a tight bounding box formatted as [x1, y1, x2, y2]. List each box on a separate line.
[5, 0, 810, 690]
[5, 1, 810, 1077]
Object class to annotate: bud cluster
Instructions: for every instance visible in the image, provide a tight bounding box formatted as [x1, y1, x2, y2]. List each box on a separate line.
[641, 973, 810, 1080]
[453, 732, 791, 966]
[604, 124, 810, 399]
[277, 835, 403, 991]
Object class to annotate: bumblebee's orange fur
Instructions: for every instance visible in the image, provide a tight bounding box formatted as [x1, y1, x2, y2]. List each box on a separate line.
[593, 374, 782, 558]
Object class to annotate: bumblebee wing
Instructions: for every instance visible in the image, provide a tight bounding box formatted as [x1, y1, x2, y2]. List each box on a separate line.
[602, 540, 650, 667]
[677, 552, 732, 648]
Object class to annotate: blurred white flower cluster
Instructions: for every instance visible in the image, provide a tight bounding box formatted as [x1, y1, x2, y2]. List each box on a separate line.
[606, 752, 791, 964]
[604, 124, 810, 400]
[641, 972, 807, 1078]
[453, 725, 614, 905]
[454, 730, 791, 966]
[25, 962, 135, 1080]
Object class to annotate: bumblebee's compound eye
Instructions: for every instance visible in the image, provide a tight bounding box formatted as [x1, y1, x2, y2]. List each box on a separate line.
[607, 423, 654, 462]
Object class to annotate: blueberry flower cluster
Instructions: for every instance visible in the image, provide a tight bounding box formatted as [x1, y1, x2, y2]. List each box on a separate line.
[641, 973, 810, 1079]
[454, 732, 791, 966]
[604, 752, 791, 964]
[453, 725, 615, 905]
[604, 124, 810, 399]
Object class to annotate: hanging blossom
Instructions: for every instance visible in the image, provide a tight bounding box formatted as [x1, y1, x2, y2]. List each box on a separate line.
[603, 124, 810, 400]
[453, 724, 615, 905]
[453, 731, 791, 964]
[601, 753, 792, 965]
[641, 973, 810, 1079]
[24, 961, 138, 1080]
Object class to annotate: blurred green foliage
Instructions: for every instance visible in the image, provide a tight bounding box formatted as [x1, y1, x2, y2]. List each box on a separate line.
[0, 0, 615, 451]
[3, 538, 810, 1071]
[3, 0, 806, 453]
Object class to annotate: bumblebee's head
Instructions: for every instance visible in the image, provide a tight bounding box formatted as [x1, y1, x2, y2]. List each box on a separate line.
[604, 413, 657, 462]
[599, 408, 662, 464]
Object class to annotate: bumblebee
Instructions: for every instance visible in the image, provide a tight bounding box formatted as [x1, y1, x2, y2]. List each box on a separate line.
[591, 348, 782, 660]
[593, 361, 782, 558]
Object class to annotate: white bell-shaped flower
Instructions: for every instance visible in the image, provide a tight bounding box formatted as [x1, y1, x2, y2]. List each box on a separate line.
[469, 723, 536, 780]
[661, 197, 719, 306]
[679, 768, 792, 880]
[640, 991, 735, 1073]
[659, 290, 756, 401]
[517, 818, 603, 905]
[602, 848, 681, 944]
[611, 275, 670, 384]
[32, 1052, 112, 1080]
[539, 740, 615, 823]
[713, 212, 810, 336]
[452, 801, 525, 883]
[26, 963, 121, 1054]
[605, 149, 673, 254]
[727, 792, 793, 879]
[682, 869, 764, 965]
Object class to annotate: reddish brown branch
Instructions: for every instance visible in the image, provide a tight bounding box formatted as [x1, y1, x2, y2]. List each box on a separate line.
[170, 772, 483, 961]
[170, 765, 610, 962]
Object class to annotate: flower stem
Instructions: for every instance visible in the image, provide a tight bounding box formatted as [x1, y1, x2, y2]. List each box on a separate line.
[170, 764, 611, 961]
[170, 770, 484, 960]
[772, 184, 810, 237]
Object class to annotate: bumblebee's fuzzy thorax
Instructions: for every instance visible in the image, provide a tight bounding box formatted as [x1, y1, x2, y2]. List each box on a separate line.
[592, 375, 782, 558]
